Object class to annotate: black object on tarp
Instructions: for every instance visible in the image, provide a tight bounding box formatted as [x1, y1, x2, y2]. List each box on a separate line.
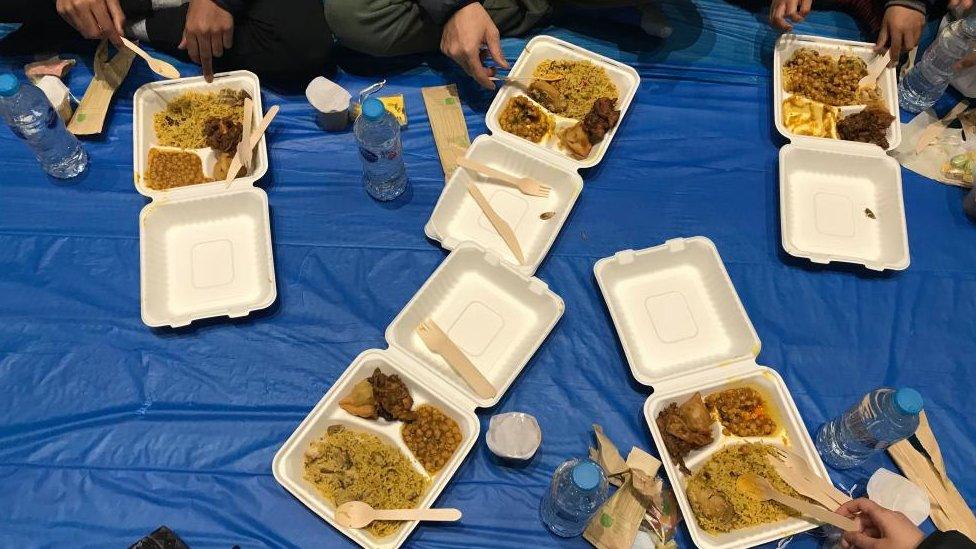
[129, 526, 189, 549]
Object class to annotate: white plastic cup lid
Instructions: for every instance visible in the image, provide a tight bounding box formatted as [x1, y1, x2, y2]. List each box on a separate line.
[486, 412, 542, 460]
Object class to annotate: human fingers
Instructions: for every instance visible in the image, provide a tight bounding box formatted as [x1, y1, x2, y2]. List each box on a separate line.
[69, 5, 102, 39]
[185, 33, 201, 64]
[465, 47, 493, 89]
[842, 530, 881, 549]
[784, 0, 801, 24]
[798, 0, 813, 20]
[199, 40, 214, 82]
[485, 27, 508, 70]
[888, 27, 904, 66]
[875, 24, 889, 54]
[90, 1, 122, 46]
[222, 27, 233, 50]
[770, 1, 792, 31]
[106, 0, 126, 36]
[211, 33, 224, 59]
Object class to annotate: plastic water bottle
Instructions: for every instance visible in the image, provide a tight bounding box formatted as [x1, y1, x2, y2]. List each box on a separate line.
[540, 457, 609, 537]
[354, 97, 407, 201]
[816, 387, 923, 469]
[0, 73, 87, 179]
[899, 15, 976, 112]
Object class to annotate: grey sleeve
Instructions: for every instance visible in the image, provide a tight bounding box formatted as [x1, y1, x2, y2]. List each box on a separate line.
[417, 0, 479, 24]
[885, 0, 932, 15]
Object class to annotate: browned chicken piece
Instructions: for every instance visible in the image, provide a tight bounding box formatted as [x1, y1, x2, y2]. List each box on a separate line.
[581, 97, 621, 142]
[687, 481, 735, 523]
[368, 368, 416, 421]
[528, 79, 567, 113]
[203, 115, 244, 155]
[656, 392, 715, 474]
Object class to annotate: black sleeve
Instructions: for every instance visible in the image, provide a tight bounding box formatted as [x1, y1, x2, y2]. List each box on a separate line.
[417, 0, 479, 25]
[884, 0, 934, 16]
[918, 531, 976, 549]
[212, 0, 248, 15]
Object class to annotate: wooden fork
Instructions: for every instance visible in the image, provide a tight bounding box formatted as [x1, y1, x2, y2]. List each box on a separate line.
[455, 156, 551, 198]
[416, 318, 497, 400]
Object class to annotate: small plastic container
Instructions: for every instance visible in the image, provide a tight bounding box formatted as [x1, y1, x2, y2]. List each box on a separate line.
[773, 34, 910, 271]
[486, 412, 542, 461]
[594, 237, 832, 549]
[273, 242, 564, 549]
[133, 71, 275, 327]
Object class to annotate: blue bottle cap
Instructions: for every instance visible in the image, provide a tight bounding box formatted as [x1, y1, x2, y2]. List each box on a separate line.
[895, 388, 923, 415]
[362, 98, 386, 121]
[571, 461, 602, 490]
[0, 73, 20, 97]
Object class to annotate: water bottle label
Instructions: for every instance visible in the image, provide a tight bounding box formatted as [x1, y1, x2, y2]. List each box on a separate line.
[359, 147, 379, 163]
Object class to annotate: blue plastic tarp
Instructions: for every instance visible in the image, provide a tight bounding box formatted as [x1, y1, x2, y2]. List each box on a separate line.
[0, 3, 974, 548]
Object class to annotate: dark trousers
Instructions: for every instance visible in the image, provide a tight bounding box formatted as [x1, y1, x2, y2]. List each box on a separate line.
[0, 0, 334, 83]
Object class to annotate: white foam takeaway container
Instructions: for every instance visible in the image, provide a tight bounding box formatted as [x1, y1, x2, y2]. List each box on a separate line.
[133, 71, 276, 327]
[427, 36, 637, 273]
[273, 242, 564, 549]
[595, 237, 833, 549]
[774, 33, 901, 151]
[425, 135, 583, 275]
[773, 34, 909, 270]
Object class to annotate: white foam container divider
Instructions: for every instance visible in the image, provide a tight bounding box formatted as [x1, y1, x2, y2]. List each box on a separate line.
[273, 242, 564, 548]
[425, 135, 583, 275]
[773, 33, 901, 151]
[485, 35, 640, 170]
[133, 71, 276, 327]
[594, 237, 832, 549]
[780, 138, 910, 270]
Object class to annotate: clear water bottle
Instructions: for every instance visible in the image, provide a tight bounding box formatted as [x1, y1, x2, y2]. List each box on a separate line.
[540, 457, 609, 537]
[0, 73, 87, 179]
[900, 16, 976, 113]
[816, 387, 923, 469]
[354, 97, 407, 201]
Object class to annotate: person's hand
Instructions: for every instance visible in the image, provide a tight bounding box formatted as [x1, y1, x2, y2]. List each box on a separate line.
[876, 6, 924, 66]
[769, 0, 813, 32]
[949, 0, 974, 13]
[179, 0, 234, 83]
[56, 0, 125, 46]
[835, 498, 925, 549]
[440, 2, 508, 90]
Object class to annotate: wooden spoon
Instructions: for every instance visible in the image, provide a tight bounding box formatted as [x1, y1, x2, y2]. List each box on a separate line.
[736, 473, 858, 531]
[119, 37, 180, 80]
[858, 50, 891, 88]
[767, 456, 847, 511]
[334, 501, 462, 529]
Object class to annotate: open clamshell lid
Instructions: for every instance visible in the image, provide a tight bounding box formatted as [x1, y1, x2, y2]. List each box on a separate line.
[594, 237, 760, 387]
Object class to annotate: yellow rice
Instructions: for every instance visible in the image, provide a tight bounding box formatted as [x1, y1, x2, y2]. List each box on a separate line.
[304, 425, 428, 538]
[686, 443, 801, 533]
[152, 89, 246, 148]
[533, 59, 619, 119]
